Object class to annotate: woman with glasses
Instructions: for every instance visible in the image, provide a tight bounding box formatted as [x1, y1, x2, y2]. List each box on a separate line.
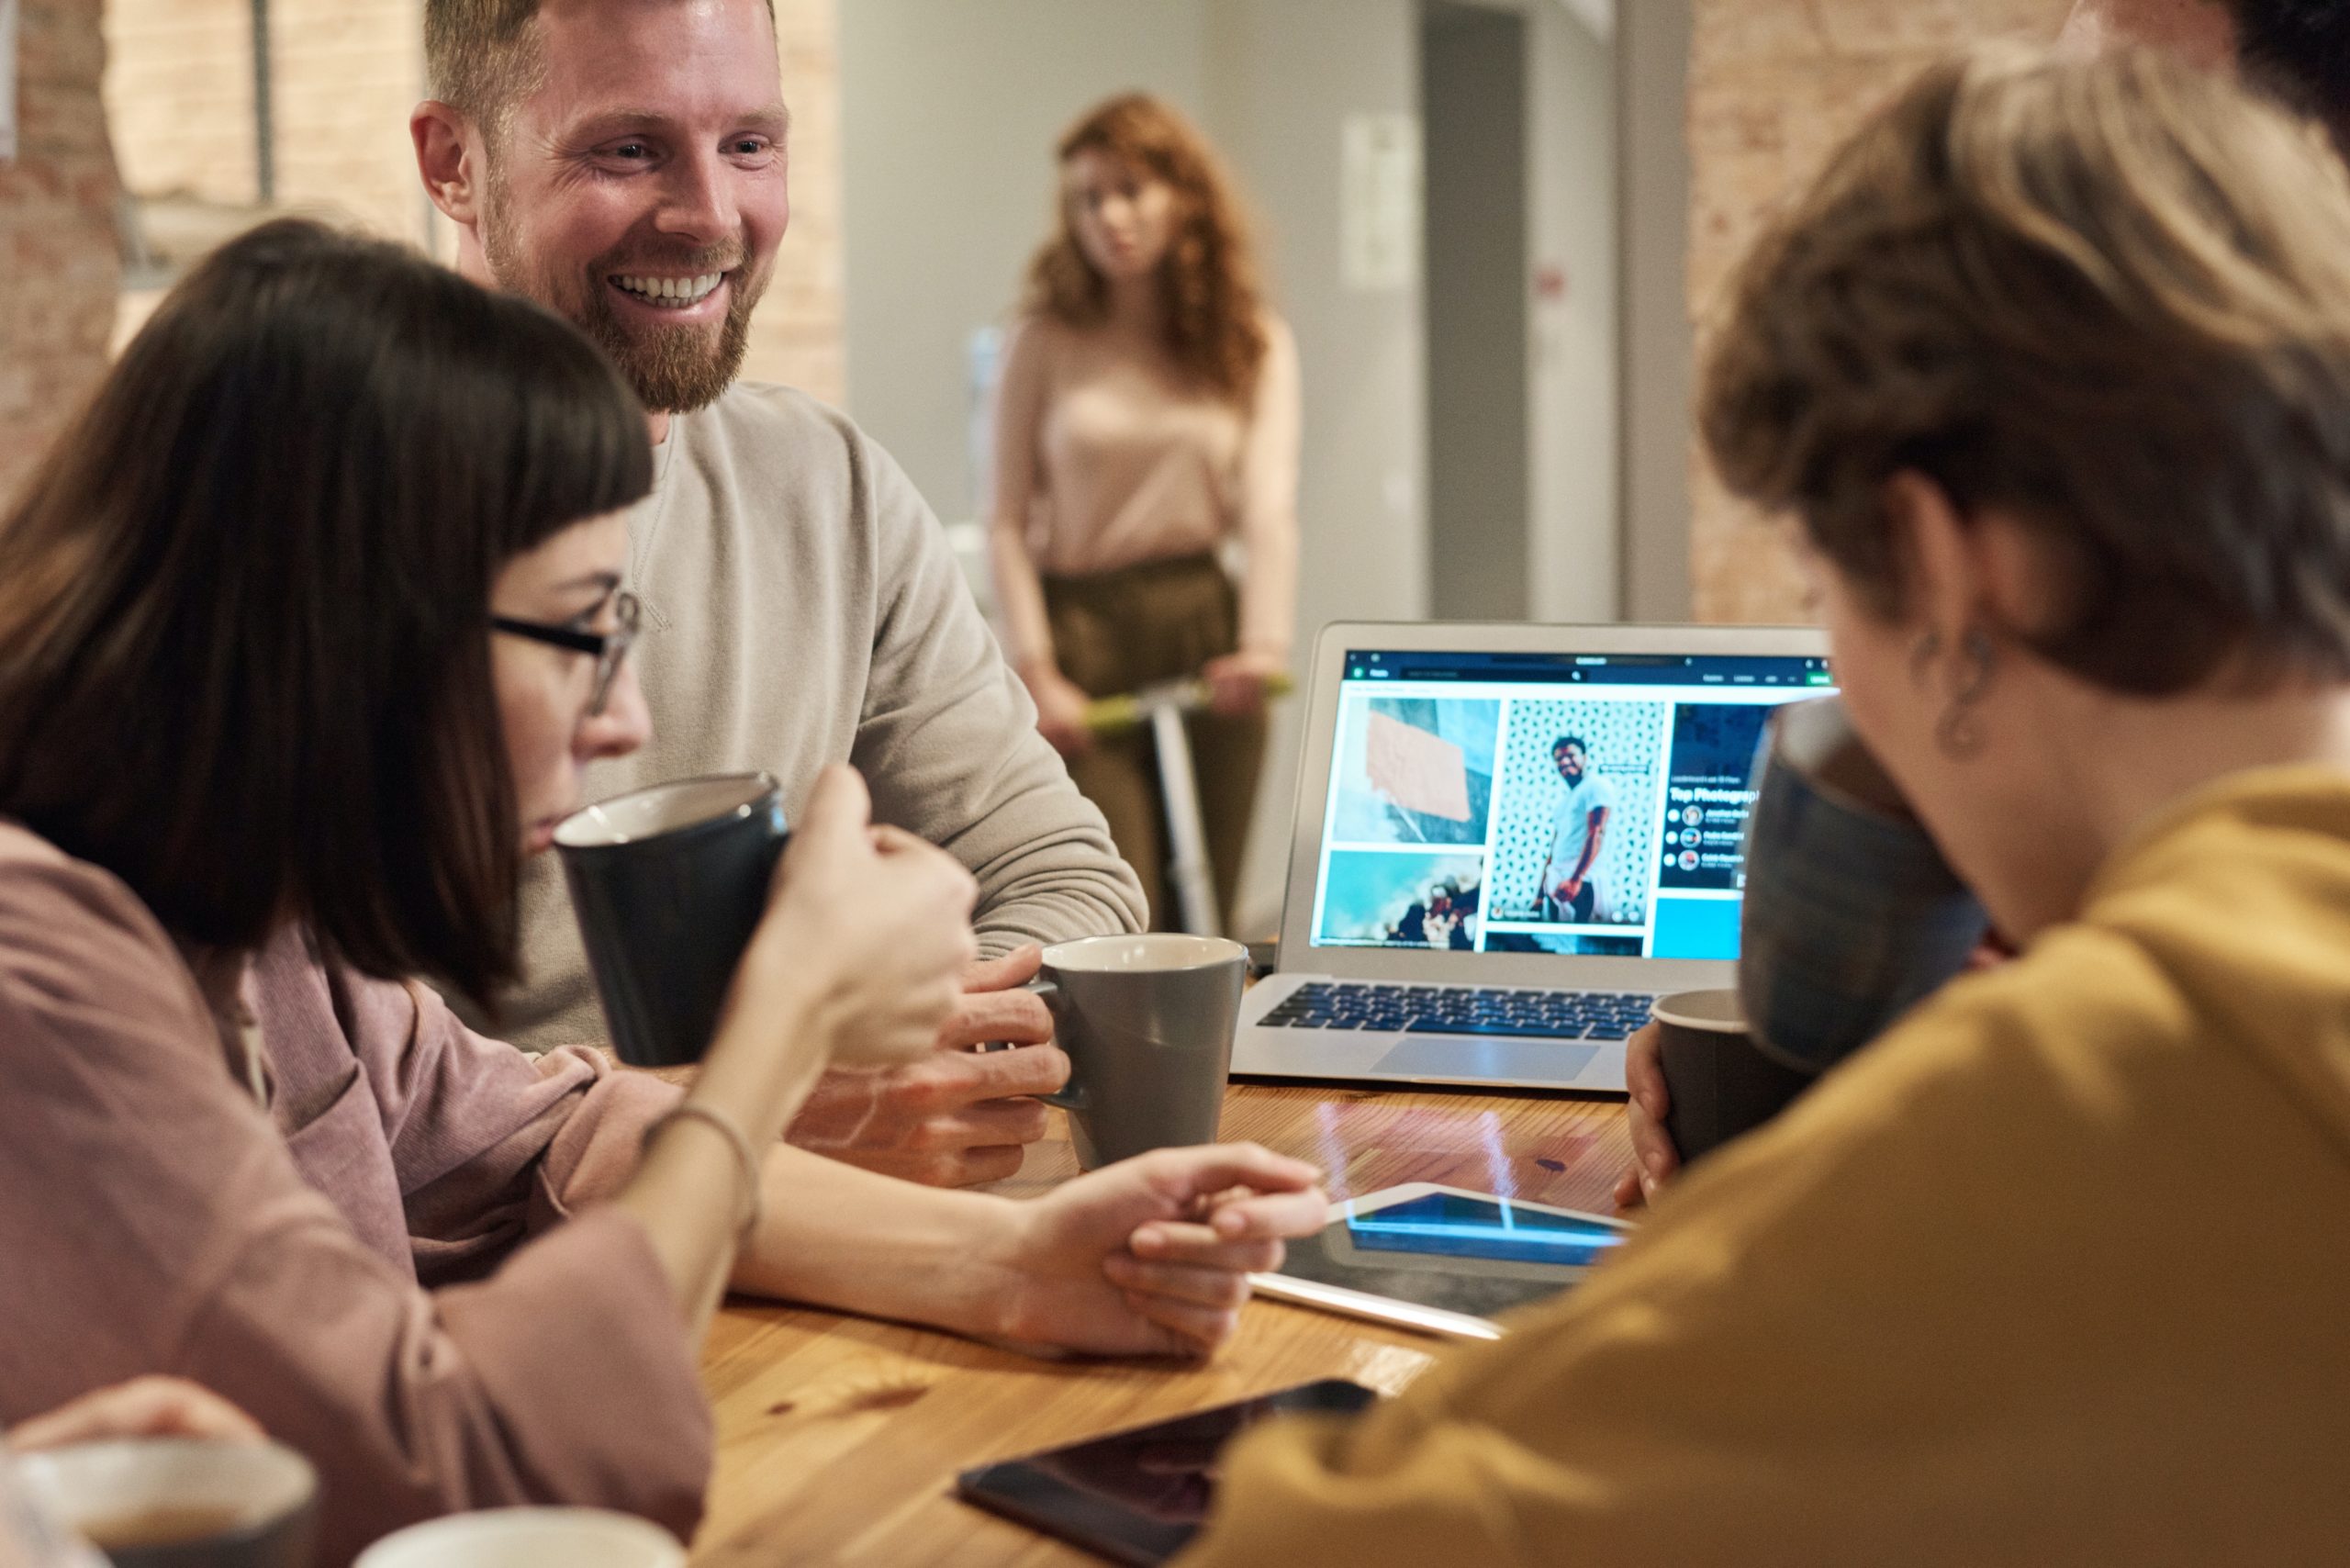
[0, 219, 1322, 1566]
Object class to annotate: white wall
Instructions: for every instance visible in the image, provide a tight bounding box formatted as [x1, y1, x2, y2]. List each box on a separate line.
[1617, 0, 1693, 621]
[1423, 1, 1530, 622]
[836, 1, 1212, 518]
[837, 2, 1481, 935]
[1204, 0, 1430, 932]
[1526, 0, 1619, 622]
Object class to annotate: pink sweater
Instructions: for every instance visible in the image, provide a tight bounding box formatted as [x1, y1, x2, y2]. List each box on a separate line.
[0, 824, 706, 1565]
[989, 312, 1302, 668]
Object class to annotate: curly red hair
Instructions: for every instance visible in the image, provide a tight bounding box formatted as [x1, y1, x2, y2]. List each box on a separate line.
[1024, 94, 1270, 406]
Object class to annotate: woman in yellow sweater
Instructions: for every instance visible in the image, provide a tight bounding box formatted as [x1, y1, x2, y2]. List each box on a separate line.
[1182, 44, 2350, 1566]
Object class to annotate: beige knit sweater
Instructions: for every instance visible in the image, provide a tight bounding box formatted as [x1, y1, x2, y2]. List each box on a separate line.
[482, 384, 1147, 1052]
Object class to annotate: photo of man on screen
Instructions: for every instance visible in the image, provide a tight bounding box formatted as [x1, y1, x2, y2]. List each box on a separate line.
[1538, 736, 1616, 923]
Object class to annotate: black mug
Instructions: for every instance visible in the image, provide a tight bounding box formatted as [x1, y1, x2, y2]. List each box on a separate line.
[16, 1438, 319, 1568]
[1651, 988, 1816, 1169]
[554, 773, 787, 1069]
[1738, 697, 1988, 1074]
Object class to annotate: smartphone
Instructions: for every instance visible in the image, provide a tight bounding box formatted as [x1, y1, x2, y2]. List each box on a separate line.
[1250, 1182, 1634, 1339]
[955, 1380, 1379, 1566]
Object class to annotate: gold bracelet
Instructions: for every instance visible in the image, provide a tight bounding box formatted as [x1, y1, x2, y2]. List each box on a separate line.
[643, 1102, 765, 1242]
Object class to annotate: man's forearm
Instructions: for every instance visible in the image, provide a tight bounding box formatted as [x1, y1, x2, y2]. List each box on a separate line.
[1572, 812, 1608, 884]
[728, 1143, 1018, 1336]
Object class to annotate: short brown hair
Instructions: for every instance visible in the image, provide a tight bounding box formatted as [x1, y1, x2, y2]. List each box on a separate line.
[1702, 46, 2350, 694]
[425, 0, 775, 132]
[1024, 94, 1270, 406]
[0, 219, 651, 1004]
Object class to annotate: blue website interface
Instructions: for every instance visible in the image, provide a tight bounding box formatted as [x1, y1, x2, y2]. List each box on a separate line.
[1307, 648, 1834, 962]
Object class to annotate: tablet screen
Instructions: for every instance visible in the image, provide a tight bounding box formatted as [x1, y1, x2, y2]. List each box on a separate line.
[957, 1381, 1379, 1568]
[1274, 1192, 1628, 1319]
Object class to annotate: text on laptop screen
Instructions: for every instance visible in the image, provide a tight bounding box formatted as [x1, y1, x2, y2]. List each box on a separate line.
[1308, 648, 1836, 962]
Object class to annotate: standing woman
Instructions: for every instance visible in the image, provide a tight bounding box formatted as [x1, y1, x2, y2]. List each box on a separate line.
[990, 93, 1301, 932]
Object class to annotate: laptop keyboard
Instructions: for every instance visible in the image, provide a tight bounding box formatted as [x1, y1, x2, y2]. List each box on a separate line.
[1258, 981, 1656, 1041]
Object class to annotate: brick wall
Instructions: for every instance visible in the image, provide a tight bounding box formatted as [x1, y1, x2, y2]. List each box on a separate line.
[97, 0, 844, 398]
[101, 0, 252, 207]
[742, 0, 843, 400]
[1, 0, 121, 507]
[1684, 0, 2071, 623]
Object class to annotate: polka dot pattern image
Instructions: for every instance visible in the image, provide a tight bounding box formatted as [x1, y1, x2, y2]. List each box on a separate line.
[1489, 700, 1666, 924]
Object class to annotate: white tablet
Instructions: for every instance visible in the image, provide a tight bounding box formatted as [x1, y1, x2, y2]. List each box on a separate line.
[1250, 1182, 1634, 1340]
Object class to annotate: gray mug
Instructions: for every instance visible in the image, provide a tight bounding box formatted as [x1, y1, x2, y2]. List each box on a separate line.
[17, 1438, 318, 1568]
[554, 773, 787, 1069]
[1738, 698, 1988, 1074]
[1029, 935, 1247, 1170]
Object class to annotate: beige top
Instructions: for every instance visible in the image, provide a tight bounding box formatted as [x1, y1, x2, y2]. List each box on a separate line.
[478, 382, 1145, 1052]
[989, 312, 1301, 666]
[1183, 767, 2350, 1567]
[0, 823, 708, 1566]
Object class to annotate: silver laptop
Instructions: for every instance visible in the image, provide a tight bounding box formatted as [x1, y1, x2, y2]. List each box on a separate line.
[1233, 622, 1832, 1092]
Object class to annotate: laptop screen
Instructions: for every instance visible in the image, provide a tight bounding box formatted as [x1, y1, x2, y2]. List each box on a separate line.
[1306, 646, 1836, 962]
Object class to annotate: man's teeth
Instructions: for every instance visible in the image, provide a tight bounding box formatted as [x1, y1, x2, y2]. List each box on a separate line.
[613, 273, 724, 305]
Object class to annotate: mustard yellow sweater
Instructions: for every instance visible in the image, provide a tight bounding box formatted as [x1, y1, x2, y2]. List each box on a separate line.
[1186, 768, 2350, 1567]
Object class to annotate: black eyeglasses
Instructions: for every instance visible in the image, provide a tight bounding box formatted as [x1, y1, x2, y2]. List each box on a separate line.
[492, 590, 641, 716]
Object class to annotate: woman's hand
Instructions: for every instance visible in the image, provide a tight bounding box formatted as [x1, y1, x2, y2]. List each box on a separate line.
[1023, 664, 1096, 756]
[1202, 649, 1285, 717]
[981, 1145, 1326, 1357]
[635, 768, 979, 1332]
[1611, 1023, 1682, 1209]
[728, 766, 979, 1071]
[6, 1378, 263, 1452]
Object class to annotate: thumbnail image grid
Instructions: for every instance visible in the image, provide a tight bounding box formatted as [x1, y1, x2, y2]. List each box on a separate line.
[1486, 699, 1666, 928]
[1326, 693, 1502, 846]
[1313, 693, 1502, 949]
[1315, 851, 1485, 949]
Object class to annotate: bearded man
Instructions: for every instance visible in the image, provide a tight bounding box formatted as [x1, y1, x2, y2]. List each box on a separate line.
[410, 0, 1147, 1186]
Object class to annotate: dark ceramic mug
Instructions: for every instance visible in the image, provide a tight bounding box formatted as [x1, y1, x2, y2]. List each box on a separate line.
[1029, 935, 1247, 1170]
[554, 773, 787, 1069]
[1650, 988, 1816, 1168]
[1738, 698, 1989, 1075]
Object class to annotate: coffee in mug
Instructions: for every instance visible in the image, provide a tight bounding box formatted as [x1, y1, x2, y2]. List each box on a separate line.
[1031, 935, 1248, 1170]
[555, 773, 787, 1069]
[1650, 989, 1816, 1169]
[16, 1438, 318, 1568]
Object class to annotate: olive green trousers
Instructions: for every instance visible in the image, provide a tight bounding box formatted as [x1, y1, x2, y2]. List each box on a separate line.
[1044, 553, 1267, 933]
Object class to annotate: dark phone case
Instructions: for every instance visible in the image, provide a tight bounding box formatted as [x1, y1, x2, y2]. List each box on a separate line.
[954, 1379, 1379, 1566]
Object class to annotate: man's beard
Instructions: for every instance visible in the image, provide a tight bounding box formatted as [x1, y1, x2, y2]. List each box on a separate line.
[482, 184, 764, 414]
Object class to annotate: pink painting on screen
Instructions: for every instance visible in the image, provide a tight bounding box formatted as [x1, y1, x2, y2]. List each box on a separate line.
[1366, 711, 1472, 822]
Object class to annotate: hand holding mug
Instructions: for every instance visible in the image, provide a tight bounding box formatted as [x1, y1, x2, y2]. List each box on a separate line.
[7, 1380, 263, 1454]
[784, 946, 1071, 1187]
[1611, 1025, 1681, 1209]
[726, 767, 978, 1070]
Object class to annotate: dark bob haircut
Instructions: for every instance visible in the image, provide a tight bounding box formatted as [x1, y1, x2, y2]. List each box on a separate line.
[0, 218, 652, 1005]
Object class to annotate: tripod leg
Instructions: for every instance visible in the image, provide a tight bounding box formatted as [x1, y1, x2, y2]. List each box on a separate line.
[1149, 702, 1222, 937]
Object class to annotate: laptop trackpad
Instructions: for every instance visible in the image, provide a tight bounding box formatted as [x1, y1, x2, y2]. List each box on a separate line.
[1372, 1036, 1600, 1082]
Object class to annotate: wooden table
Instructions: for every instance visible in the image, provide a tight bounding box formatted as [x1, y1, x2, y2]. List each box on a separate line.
[689, 1082, 1632, 1566]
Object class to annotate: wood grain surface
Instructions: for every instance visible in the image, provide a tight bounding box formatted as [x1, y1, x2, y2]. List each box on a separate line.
[689, 1081, 1632, 1566]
